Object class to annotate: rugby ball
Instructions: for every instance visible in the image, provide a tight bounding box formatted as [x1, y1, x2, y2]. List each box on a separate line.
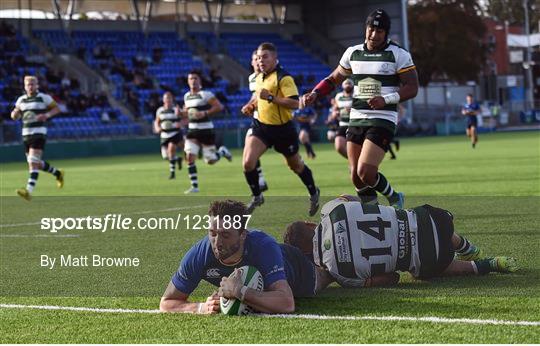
[161, 120, 174, 130]
[187, 108, 198, 120]
[23, 110, 37, 122]
[220, 265, 264, 316]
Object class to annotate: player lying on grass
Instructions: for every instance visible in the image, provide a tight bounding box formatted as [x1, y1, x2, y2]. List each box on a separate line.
[284, 196, 518, 288]
[159, 200, 327, 314]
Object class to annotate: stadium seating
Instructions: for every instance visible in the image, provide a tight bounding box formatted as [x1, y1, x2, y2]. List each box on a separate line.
[30, 29, 332, 136]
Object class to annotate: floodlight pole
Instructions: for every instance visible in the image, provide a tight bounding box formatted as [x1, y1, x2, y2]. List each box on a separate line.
[215, 0, 224, 37]
[269, 1, 278, 24]
[66, 0, 75, 33]
[143, 0, 153, 36]
[401, 0, 414, 122]
[51, 0, 65, 33]
[131, 0, 143, 33]
[523, 0, 534, 111]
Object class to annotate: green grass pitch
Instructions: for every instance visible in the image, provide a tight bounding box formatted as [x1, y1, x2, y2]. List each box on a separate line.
[0, 131, 539, 343]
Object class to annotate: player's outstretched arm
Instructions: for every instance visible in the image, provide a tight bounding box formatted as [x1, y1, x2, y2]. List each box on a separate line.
[219, 272, 295, 314]
[160, 281, 219, 314]
[300, 66, 350, 108]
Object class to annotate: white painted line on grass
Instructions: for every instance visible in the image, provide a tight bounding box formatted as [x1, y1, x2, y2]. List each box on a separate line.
[0, 204, 207, 228]
[0, 304, 160, 314]
[260, 313, 540, 327]
[0, 234, 80, 238]
[1, 303, 538, 327]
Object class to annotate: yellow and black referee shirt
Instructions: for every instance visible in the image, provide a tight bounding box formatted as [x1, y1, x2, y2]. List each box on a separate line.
[255, 65, 299, 125]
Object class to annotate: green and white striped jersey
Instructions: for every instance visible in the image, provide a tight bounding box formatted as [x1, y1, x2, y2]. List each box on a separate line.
[248, 72, 259, 119]
[339, 41, 415, 130]
[313, 198, 423, 287]
[15, 92, 57, 137]
[183, 90, 215, 130]
[334, 92, 353, 126]
[156, 106, 181, 139]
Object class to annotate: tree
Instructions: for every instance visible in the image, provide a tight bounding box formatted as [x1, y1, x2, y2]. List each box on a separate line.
[408, 0, 487, 86]
[486, 0, 540, 29]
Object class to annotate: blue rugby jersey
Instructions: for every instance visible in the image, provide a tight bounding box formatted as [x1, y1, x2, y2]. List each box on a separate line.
[171, 230, 316, 297]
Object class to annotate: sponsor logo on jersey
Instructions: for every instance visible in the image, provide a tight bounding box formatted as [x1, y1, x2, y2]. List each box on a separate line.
[324, 239, 332, 250]
[378, 63, 392, 74]
[267, 264, 284, 275]
[335, 233, 351, 263]
[335, 221, 347, 234]
[410, 229, 417, 246]
[354, 77, 382, 99]
[333, 220, 351, 262]
[397, 219, 409, 259]
[206, 268, 220, 278]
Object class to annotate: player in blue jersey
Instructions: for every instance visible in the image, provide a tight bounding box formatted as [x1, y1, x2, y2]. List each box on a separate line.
[293, 106, 317, 159]
[461, 94, 480, 148]
[159, 200, 326, 314]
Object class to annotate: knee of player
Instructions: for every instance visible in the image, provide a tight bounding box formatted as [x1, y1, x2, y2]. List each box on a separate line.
[27, 155, 42, 168]
[242, 158, 256, 172]
[286, 158, 304, 174]
[357, 164, 377, 185]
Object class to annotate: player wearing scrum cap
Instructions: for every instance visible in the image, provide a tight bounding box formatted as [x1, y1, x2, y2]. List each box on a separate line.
[11, 75, 63, 201]
[284, 196, 518, 289]
[182, 70, 232, 194]
[301, 9, 419, 208]
[154, 91, 185, 179]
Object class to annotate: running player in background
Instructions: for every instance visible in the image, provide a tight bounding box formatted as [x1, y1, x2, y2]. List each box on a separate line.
[284, 196, 518, 288]
[154, 91, 185, 179]
[329, 79, 354, 158]
[182, 70, 232, 194]
[301, 9, 418, 208]
[387, 103, 404, 160]
[11, 76, 64, 201]
[325, 104, 339, 143]
[293, 106, 317, 159]
[246, 50, 268, 191]
[241, 42, 320, 216]
[461, 94, 480, 149]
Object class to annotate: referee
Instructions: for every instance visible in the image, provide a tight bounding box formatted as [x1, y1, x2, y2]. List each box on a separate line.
[241, 42, 320, 216]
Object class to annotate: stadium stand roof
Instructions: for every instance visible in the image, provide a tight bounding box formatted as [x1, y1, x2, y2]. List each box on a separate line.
[0, 0, 302, 23]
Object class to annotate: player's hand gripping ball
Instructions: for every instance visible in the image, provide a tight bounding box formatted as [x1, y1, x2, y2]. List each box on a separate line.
[219, 265, 264, 316]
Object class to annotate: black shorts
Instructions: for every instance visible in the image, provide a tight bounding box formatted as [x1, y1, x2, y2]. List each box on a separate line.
[160, 132, 183, 146]
[414, 204, 455, 279]
[23, 134, 46, 153]
[297, 121, 311, 132]
[346, 125, 394, 152]
[251, 119, 299, 157]
[186, 129, 215, 146]
[466, 116, 478, 129]
[280, 244, 316, 298]
[336, 126, 348, 138]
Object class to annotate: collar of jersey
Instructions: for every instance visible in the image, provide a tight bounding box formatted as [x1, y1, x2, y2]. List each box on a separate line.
[262, 64, 282, 80]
